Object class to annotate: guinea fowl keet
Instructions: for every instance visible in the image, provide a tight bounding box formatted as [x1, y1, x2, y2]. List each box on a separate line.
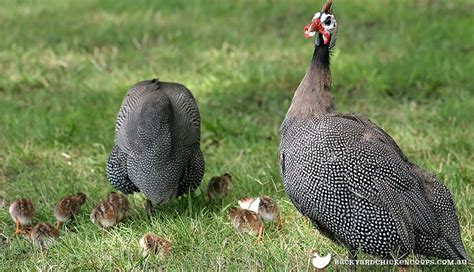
[205, 173, 232, 200]
[53, 192, 87, 229]
[278, 0, 470, 266]
[228, 207, 263, 242]
[106, 192, 129, 222]
[29, 222, 60, 251]
[238, 196, 282, 230]
[90, 200, 120, 229]
[106, 79, 205, 216]
[139, 233, 171, 258]
[9, 198, 34, 235]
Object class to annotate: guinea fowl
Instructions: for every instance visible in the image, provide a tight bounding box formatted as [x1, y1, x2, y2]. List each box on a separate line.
[279, 0, 469, 265]
[29, 222, 60, 251]
[90, 200, 120, 229]
[105, 192, 129, 222]
[53, 192, 87, 229]
[228, 207, 264, 242]
[238, 196, 282, 230]
[9, 198, 34, 235]
[205, 173, 232, 200]
[139, 233, 171, 258]
[106, 79, 205, 215]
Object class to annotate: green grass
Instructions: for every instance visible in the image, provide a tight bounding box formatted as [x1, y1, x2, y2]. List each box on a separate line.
[0, 0, 473, 270]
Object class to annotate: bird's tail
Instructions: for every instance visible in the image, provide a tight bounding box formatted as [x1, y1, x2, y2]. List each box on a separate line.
[412, 165, 471, 261]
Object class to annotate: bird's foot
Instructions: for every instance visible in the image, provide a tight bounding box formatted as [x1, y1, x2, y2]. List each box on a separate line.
[145, 199, 156, 218]
[348, 248, 357, 272]
[256, 225, 264, 243]
[276, 217, 283, 231]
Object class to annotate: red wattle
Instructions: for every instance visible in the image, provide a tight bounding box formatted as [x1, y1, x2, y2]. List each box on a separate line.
[304, 24, 313, 38]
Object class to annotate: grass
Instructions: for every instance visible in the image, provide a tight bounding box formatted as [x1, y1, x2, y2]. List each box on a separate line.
[0, 0, 472, 270]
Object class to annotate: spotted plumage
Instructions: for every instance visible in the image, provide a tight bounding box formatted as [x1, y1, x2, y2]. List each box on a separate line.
[279, 0, 469, 262]
[106, 79, 205, 213]
[105, 192, 128, 222]
[205, 173, 232, 200]
[53, 192, 87, 229]
[29, 222, 60, 250]
[238, 196, 282, 230]
[90, 200, 120, 229]
[139, 233, 171, 258]
[228, 207, 263, 241]
[9, 198, 34, 235]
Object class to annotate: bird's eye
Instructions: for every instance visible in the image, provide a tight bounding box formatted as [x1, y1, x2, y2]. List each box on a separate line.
[325, 19, 332, 25]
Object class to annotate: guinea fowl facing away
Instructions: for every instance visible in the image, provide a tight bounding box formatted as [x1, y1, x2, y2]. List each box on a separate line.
[53, 192, 87, 229]
[238, 196, 282, 230]
[29, 222, 60, 251]
[90, 200, 120, 229]
[228, 207, 263, 242]
[205, 173, 232, 200]
[9, 198, 34, 235]
[106, 79, 205, 216]
[139, 233, 171, 258]
[279, 0, 469, 265]
[106, 192, 129, 222]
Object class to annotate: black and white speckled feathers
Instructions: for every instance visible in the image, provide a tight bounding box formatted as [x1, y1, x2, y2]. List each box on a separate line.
[279, 20, 469, 260]
[106, 79, 204, 204]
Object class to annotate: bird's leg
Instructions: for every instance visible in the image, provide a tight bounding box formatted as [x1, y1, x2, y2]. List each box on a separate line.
[14, 218, 22, 235]
[256, 225, 264, 242]
[40, 242, 46, 253]
[55, 221, 62, 230]
[276, 214, 283, 230]
[145, 199, 156, 218]
[348, 248, 357, 272]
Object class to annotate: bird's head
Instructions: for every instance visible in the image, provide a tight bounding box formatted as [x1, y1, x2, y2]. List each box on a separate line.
[75, 192, 87, 204]
[304, 0, 337, 47]
[223, 173, 232, 181]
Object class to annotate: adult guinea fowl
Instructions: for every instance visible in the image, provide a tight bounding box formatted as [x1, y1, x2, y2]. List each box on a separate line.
[106, 79, 205, 215]
[279, 0, 469, 265]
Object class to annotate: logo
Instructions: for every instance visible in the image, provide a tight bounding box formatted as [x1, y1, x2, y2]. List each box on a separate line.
[311, 250, 332, 269]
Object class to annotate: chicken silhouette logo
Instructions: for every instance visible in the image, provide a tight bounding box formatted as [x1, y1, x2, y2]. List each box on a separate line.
[311, 250, 332, 269]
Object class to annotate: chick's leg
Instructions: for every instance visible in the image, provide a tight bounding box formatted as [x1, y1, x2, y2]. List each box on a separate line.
[14, 218, 22, 235]
[55, 221, 62, 230]
[256, 224, 263, 242]
[276, 214, 283, 230]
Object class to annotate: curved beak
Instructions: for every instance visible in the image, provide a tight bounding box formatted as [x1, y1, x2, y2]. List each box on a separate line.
[304, 19, 319, 38]
[304, 18, 331, 45]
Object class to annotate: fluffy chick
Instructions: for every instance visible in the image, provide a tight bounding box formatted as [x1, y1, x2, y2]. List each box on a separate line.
[30, 222, 60, 250]
[228, 207, 263, 241]
[9, 198, 34, 235]
[53, 192, 87, 229]
[139, 233, 171, 258]
[105, 192, 128, 222]
[90, 201, 119, 229]
[205, 173, 232, 200]
[238, 195, 282, 230]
